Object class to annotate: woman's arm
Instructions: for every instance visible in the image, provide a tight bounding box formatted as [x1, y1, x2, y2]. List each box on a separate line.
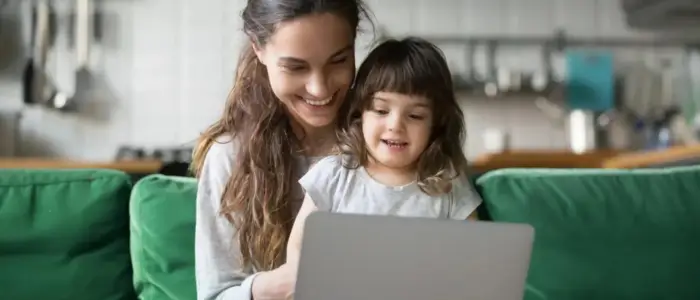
[195, 140, 293, 300]
[195, 140, 256, 300]
[286, 194, 319, 265]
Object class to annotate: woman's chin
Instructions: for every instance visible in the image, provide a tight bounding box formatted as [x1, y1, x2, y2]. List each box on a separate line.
[291, 103, 339, 128]
[297, 115, 336, 129]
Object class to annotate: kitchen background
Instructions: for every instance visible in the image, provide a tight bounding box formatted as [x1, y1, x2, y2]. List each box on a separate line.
[1, 0, 699, 163]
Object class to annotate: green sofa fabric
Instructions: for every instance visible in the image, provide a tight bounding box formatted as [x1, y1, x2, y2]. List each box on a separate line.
[4, 166, 700, 300]
[130, 174, 197, 300]
[476, 166, 700, 300]
[0, 169, 135, 300]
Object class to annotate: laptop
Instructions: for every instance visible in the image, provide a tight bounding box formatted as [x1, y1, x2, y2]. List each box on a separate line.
[294, 211, 535, 300]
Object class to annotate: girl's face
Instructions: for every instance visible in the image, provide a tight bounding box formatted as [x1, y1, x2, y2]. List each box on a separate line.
[254, 13, 356, 133]
[361, 91, 433, 171]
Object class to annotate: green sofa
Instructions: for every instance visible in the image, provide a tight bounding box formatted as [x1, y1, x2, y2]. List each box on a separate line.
[1, 166, 700, 300]
[0, 170, 196, 300]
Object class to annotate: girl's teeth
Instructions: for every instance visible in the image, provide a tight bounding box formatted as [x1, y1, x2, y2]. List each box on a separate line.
[304, 97, 332, 106]
[383, 140, 407, 148]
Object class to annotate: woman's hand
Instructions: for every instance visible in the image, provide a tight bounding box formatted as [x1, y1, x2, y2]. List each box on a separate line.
[252, 263, 298, 299]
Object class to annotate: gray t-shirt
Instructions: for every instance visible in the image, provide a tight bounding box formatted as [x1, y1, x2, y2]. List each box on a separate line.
[194, 138, 320, 300]
[298, 155, 482, 219]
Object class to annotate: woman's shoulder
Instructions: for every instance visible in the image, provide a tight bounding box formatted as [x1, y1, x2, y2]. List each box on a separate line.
[198, 135, 239, 182]
[203, 135, 239, 164]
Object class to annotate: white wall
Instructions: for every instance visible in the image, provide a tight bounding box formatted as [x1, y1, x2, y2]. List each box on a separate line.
[0, 0, 695, 159]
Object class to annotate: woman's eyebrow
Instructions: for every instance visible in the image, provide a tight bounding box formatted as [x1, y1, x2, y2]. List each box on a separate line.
[277, 45, 353, 64]
[329, 45, 353, 60]
[278, 57, 307, 64]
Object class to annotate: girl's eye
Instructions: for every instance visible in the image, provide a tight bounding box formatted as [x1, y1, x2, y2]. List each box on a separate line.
[373, 109, 389, 115]
[409, 115, 425, 120]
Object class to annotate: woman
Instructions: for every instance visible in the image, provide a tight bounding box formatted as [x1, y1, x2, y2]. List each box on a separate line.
[191, 0, 372, 299]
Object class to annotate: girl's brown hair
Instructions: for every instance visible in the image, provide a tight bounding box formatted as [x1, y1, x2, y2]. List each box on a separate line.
[191, 0, 370, 271]
[337, 37, 468, 195]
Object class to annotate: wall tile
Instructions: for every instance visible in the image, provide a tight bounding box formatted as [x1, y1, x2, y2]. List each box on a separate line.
[459, 0, 506, 36]
[0, 0, 693, 160]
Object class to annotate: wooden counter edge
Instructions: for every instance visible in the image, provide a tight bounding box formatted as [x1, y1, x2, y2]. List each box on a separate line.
[601, 144, 700, 169]
[470, 150, 620, 172]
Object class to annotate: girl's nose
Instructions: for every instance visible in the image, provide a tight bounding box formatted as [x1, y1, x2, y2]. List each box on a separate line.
[387, 114, 404, 132]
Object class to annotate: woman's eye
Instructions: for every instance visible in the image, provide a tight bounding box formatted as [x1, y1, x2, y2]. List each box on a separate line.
[373, 109, 388, 115]
[331, 57, 348, 64]
[281, 65, 305, 72]
[409, 114, 425, 120]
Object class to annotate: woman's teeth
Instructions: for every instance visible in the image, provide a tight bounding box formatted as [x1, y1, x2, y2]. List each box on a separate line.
[304, 97, 332, 106]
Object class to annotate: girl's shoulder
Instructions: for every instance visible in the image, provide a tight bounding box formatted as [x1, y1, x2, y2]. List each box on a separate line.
[303, 154, 362, 190]
[310, 154, 352, 170]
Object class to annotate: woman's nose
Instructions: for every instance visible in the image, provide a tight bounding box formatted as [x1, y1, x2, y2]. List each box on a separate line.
[306, 72, 331, 99]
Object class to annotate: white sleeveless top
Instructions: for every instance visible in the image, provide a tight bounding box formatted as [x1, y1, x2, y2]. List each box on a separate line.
[298, 155, 482, 219]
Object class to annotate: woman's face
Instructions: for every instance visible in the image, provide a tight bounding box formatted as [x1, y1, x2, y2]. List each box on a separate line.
[254, 13, 356, 132]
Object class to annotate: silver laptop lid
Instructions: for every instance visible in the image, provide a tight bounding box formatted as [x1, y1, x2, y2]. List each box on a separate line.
[295, 211, 534, 300]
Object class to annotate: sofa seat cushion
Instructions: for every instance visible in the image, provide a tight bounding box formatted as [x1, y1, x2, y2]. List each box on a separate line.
[476, 166, 700, 300]
[130, 174, 197, 300]
[0, 169, 135, 300]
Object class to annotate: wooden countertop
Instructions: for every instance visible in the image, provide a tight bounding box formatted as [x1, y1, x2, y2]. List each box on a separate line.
[5, 152, 608, 175]
[0, 158, 163, 173]
[470, 145, 700, 171]
[4, 145, 698, 175]
[470, 150, 621, 172]
[601, 144, 700, 169]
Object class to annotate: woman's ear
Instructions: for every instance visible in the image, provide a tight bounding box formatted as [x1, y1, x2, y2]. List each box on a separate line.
[250, 39, 267, 66]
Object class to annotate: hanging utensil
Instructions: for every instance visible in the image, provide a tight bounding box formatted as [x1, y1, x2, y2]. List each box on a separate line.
[63, 0, 94, 111]
[75, 0, 90, 69]
[22, 1, 67, 109]
[483, 41, 499, 97]
[23, 0, 50, 106]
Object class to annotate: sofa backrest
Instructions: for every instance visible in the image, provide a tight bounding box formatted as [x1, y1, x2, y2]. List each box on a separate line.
[7, 166, 700, 300]
[0, 169, 136, 300]
[476, 166, 700, 300]
[130, 174, 197, 300]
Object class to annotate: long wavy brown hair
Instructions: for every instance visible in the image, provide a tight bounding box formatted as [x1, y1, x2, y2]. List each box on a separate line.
[191, 0, 371, 271]
[337, 37, 468, 195]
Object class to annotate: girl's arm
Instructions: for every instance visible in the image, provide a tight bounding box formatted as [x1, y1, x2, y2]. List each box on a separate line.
[286, 194, 319, 266]
[290, 155, 345, 264]
[466, 210, 479, 221]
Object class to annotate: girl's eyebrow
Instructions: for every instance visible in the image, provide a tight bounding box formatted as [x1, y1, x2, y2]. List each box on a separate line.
[373, 96, 430, 108]
[413, 102, 430, 108]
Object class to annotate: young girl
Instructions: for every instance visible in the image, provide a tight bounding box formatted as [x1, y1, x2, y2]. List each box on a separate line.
[286, 37, 483, 264]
